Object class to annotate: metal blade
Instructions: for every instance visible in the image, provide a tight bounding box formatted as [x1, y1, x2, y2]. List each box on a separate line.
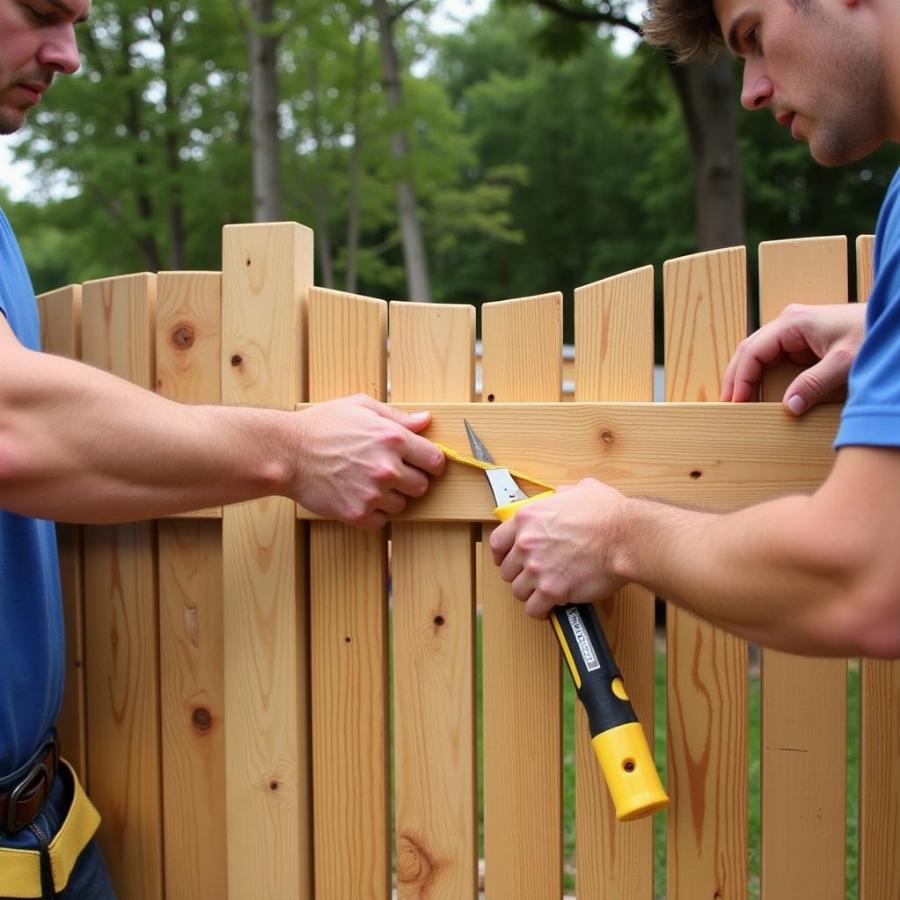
[464, 419, 528, 507]
[464, 419, 494, 464]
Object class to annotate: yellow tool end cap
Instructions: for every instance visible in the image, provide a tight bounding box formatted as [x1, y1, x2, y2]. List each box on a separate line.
[494, 490, 556, 522]
[592, 722, 669, 821]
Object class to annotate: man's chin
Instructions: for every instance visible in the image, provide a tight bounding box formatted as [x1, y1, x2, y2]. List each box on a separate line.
[0, 105, 28, 136]
[808, 128, 883, 168]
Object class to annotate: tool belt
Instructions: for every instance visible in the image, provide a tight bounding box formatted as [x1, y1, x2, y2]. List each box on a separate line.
[0, 733, 59, 835]
[0, 735, 101, 898]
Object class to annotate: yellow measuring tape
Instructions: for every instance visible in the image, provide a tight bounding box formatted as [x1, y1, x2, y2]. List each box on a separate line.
[434, 442, 555, 493]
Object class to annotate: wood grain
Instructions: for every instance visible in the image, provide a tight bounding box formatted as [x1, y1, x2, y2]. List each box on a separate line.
[221, 224, 312, 899]
[155, 271, 226, 900]
[855, 233, 900, 900]
[293, 401, 839, 522]
[308, 287, 392, 900]
[81, 273, 163, 900]
[390, 302, 478, 899]
[481, 293, 563, 899]
[759, 237, 848, 900]
[155, 271, 222, 518]
[36, 284, 88, 783]
[663, 247, 749, 900]
[574, 266, 656, 899]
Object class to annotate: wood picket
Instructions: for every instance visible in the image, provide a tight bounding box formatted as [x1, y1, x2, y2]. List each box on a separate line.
[758, 237, 850, 900]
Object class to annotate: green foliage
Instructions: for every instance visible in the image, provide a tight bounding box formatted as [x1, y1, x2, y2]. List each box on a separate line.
[3, 0, 897, 327]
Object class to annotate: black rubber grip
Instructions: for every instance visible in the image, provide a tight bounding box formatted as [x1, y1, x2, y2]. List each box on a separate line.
[551, 603, 638, 736]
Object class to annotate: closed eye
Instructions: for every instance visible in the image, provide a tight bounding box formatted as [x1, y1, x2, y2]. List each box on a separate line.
[24, 3, 54, 23]
[744, 25, 760, 52]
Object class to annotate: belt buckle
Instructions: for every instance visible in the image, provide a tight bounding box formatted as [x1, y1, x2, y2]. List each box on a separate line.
[5, 735, 58, 834]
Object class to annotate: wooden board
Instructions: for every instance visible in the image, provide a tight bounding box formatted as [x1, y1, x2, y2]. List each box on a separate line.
[663, 247, 749, 900]
[293, 401, 840, 522]
[155, 271, 222, 519]
[389, 301, 478, 899]
[481, 293, 563, 899]
[36, 284, 87, 783]
[81, 273, 163, 900]
[759, 237, 848, 900]
[308, 288, 391, 900]
[155, 271, 226, 900]
[221, 224, 311, 899]
[855, 233, 900, 900]
[574, 266, 656, 899]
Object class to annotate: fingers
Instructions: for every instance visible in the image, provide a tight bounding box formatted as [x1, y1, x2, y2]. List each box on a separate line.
[782, 349, 855, 415]
[489, 520, 516, 566]
[399, 431, 446, 477]
[722, 325, 788, 402]
[722, 304, 863, 404]
[353, 395, 445, 476]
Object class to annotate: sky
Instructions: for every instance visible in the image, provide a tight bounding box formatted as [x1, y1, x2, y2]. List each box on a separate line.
[0, 0, 492, 203]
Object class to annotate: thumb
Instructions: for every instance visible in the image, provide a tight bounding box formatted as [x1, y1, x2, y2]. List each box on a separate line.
[783, 354, 850, 415]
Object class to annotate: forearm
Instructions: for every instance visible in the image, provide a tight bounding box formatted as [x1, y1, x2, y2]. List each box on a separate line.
[0, 347, 296, 523]
[612, 493, 879, 656]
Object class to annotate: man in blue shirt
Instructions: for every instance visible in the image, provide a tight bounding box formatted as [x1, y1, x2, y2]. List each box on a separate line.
[0, 2, 445, 896]
[490, 0, 900, 660]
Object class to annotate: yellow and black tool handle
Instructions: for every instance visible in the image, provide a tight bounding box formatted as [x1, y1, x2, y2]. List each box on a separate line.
[495, 494, 668, 821]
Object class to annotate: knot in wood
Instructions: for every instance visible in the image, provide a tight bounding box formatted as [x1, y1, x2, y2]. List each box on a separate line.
[230, 354, 243, 367]
[191, 706, 212, 733]
[397, 832, 436, 886]
[170, 322, 195, 350]
[600, 429, 615, 446]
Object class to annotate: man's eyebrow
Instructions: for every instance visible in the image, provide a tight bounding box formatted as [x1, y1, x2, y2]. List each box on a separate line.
[725, 10, 750, 56]
[45, 0, 90, 24]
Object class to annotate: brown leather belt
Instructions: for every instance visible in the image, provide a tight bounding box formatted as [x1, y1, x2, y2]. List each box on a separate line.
[0, 733, 59, 835]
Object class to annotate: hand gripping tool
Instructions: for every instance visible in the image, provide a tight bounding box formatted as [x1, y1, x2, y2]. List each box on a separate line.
[458, 420, 668, 821]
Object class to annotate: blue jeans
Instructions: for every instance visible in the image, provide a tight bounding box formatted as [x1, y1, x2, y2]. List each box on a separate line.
[0, 762, 117, 900]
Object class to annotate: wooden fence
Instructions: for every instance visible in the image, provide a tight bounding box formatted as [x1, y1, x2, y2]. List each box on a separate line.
[35, 224, 899, 900]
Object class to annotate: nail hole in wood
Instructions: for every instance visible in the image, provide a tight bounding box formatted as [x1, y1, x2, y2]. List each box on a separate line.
[191, 707, 212, 733]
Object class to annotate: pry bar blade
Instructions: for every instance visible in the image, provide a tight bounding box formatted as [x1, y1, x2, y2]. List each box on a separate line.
[463, 419, 528, 507]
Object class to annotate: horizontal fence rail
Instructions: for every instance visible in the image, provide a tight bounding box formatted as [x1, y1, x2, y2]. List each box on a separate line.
[34, 227, 898, 900]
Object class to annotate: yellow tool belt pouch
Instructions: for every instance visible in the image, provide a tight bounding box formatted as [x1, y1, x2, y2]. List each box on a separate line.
[0, 760, 101, 898]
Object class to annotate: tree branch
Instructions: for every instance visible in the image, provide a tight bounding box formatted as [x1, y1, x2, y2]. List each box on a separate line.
[531, 0, 642, 36]
[390, 0, 425, 25]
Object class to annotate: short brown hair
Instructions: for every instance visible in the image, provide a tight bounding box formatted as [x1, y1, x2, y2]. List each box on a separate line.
[642, 0, 724, 63]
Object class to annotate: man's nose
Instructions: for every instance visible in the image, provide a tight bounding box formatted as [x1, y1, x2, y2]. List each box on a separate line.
[741, 63, 773, 111]
[36, 25, 81, 77]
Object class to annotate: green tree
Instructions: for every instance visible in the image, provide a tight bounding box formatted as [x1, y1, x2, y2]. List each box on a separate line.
[433, 4, 695, 338]
[10, 0, 249, 281]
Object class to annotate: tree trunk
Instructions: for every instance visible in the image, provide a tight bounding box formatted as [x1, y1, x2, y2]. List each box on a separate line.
[344, 28, 367, 294]
[247, 0, 283, 222]
[668, 55, 746, 251]
[121, 16, 161, 272]
[157, 10, 186, 269]
[373, 0, 431, 301]
[308, 53, 334, 288]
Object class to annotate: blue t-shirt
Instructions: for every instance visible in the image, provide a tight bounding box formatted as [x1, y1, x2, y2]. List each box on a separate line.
[0, 207, 64, 776]
[836, 167, 900, 448]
